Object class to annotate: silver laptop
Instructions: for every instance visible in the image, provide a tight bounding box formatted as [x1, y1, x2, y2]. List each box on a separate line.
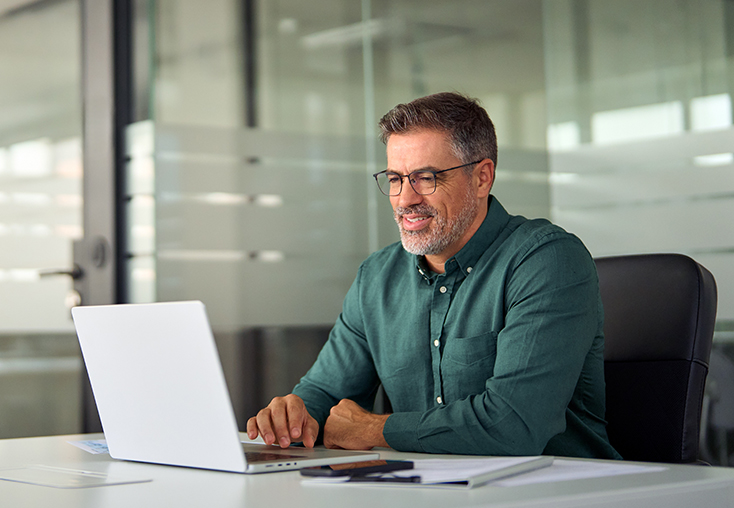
[71, 301, 379, 473]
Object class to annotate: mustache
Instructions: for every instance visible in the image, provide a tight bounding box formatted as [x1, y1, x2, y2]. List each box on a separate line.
[394, 205, 437, 218]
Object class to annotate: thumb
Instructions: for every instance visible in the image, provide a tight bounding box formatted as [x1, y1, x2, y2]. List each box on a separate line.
[302, 416, 319, 448]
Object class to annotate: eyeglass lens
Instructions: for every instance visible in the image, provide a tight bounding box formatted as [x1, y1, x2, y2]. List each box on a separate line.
[376, 171, 436, 196]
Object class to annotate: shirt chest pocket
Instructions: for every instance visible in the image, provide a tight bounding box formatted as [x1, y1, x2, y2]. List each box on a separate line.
[440, 331, 498, 402]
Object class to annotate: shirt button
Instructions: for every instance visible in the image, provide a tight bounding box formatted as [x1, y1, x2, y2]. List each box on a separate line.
[439, 286, 447, 293]
[434, 339, 440, 347]
[466, 267, 472, 273]
[436, 396, 443, 404]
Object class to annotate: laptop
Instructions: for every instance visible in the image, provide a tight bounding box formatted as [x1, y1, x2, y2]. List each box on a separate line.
[71, 300, 380, 473]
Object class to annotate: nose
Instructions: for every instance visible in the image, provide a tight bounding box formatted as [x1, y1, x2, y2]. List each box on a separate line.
[394, 177, 423, 209]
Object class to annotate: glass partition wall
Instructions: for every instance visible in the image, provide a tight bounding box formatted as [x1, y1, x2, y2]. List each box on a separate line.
[128, 0, 734, 433]
[544, 0, 734, 328]
[126, 0, 550, 422]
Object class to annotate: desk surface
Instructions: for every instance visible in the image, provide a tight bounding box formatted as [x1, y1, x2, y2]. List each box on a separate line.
[1, 434, 733, 508]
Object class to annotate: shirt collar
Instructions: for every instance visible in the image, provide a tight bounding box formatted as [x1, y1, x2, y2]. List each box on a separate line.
[453, 196, 511, 275]
[413, 196, 512, 281]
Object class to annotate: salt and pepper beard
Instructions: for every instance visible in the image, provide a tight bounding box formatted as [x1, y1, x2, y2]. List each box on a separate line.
[393, 182, 479, 256]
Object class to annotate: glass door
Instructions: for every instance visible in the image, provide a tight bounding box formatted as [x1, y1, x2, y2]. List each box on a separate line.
[0, 0, 83, 438]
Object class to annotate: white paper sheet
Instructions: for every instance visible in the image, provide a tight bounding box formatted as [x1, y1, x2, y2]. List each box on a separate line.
[493, 459, 667, 487]
[390, 457, 548, 484]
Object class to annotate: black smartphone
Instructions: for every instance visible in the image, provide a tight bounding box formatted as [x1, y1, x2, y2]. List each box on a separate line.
[300, 460, 414, 477]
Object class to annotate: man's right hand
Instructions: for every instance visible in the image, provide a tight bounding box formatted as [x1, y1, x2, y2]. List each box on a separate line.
[246, 394, 319, 448]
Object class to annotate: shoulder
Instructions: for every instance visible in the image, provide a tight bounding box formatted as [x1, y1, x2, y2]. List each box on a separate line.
[495, 217, 595, 282]
[508, 217, 589, 259]
[343, 242, 414, 308]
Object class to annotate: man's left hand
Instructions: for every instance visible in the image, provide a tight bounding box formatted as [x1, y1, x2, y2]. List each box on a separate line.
[323, 399, 390, 450]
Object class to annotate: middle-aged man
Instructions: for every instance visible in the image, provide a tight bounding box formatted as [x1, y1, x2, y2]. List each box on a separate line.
[247, 92, 622, 459]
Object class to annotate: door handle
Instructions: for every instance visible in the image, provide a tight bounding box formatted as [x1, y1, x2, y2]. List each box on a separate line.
[39, 264, 84, 308]
[39, 264, 85, 280]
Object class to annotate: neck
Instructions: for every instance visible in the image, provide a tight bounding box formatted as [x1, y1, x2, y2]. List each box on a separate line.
[423, 256, 446, 274]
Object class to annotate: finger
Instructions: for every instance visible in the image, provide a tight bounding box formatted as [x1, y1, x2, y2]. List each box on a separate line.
[332, 398, 354, 414]
[246, 417, 259, 440]
[301, 415, 319, 448]
[329, 402, 342, 417]
[255, 408, 276, 446]
[285, 395, 307, 440]
[268, 400, 292, 448]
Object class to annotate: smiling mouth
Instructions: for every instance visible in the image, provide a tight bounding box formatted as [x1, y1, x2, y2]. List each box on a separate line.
[406, 216, 429, 223]
[395, 205, 437, 232]
[400, 214, 433, 232]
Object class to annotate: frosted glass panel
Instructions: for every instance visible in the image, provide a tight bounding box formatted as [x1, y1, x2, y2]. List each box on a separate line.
[544, 0, 734, 322]
[131, 0, 553, 332]
[125, 123, 389, 329]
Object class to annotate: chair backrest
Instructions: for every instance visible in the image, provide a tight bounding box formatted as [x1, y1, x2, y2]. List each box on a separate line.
[596, 254, 717, 463]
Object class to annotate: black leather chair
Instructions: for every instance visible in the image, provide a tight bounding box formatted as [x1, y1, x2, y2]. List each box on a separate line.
[596, 254, 717, 463]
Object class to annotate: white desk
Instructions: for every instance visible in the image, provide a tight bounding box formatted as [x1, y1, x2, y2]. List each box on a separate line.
[1, 434, 734, 508]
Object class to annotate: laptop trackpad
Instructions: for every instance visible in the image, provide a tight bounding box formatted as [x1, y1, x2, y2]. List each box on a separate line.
[243, 450, 307, 462]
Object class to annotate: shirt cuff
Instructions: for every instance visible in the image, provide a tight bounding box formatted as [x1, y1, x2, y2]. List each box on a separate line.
[383, 412, 425, 452]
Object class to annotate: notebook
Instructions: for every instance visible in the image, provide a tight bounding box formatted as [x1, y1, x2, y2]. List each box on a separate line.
[71, 301, 379, 474]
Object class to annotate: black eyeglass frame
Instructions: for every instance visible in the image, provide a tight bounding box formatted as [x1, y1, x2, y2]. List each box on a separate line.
[372, 160, 483, 196]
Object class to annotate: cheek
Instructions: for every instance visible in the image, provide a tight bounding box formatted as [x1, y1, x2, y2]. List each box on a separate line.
[425, 197, 446, 214]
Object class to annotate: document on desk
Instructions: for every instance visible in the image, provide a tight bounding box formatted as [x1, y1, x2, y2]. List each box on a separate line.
[492, 458, 667, 487]
[303, 456, 553, 489]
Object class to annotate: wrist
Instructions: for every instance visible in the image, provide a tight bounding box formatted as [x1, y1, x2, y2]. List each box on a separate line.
[370, 414, 390, 448]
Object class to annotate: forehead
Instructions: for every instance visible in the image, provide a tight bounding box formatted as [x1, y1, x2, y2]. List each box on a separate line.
[386, 129, 457, 170]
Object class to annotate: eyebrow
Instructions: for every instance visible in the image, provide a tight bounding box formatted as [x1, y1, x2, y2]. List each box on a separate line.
[384, 165, 441, 174]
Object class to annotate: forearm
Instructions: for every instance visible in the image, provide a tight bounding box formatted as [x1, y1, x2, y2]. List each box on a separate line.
[383, 392, 564, 455]
[292, 344, 381, 436]
[291, 278, 381, 433]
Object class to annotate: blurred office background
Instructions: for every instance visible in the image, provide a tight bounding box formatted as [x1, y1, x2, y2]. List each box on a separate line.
[1, 0, 734, 464]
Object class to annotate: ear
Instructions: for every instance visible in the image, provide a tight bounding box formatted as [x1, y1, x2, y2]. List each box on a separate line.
[475, 159, 495, 199]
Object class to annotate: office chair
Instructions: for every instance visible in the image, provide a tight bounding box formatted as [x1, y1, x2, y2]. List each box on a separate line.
[699, 347, 734, 466]
[596, 253, 717, 463]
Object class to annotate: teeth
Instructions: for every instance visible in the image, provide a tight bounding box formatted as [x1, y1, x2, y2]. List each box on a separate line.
[406, 216, 428, 223]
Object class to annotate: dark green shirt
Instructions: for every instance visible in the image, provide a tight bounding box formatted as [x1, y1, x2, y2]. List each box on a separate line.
[293, 197, 621, 459]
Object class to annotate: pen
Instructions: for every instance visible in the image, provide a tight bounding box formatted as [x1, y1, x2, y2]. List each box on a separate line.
[348, 475, 421, 483]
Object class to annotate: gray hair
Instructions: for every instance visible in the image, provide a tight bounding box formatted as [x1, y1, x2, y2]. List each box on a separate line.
[378, 92, 498, 170]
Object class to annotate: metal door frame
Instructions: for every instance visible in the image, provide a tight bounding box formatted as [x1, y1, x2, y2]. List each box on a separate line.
[77, 0, 132, 432]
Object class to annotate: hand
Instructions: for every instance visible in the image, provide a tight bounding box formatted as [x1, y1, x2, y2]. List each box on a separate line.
[246, 394, 319, 449]
[323, 399, 389, 450]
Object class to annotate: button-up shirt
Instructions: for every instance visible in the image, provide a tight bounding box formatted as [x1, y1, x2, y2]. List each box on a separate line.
[293, 197, 621, 459]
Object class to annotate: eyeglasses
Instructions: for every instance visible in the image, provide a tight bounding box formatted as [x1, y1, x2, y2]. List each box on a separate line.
[372, 160, 482, 196]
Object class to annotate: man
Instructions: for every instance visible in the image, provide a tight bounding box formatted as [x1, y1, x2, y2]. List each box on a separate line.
[247, 92, 621, 459]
